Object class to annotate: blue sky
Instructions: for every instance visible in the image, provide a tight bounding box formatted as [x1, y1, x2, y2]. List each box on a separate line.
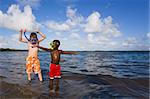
[0, 0, 149, 50]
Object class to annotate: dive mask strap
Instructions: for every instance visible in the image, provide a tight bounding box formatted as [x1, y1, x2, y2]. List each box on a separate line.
[24, 31, 30, 41]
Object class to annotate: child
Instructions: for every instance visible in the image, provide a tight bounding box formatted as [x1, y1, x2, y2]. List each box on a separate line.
[19, 29, 46, 82]
[36, 40, 77, 92]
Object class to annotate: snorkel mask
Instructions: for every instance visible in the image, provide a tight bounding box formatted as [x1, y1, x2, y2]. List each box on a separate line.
[49, 40, 60, 50]
[50, 42, 55, 50]
[24, 31, 38, 44]
[30, 37, 38, 44]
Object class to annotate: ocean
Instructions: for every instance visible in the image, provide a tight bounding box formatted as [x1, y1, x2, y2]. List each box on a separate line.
[0, 51, 149, 98]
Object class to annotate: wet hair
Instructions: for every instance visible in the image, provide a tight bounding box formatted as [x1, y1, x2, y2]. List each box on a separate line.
[30, 32, 37, 39]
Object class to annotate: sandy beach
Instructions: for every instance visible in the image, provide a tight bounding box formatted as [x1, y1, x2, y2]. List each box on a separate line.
[0, 71, 149, 99]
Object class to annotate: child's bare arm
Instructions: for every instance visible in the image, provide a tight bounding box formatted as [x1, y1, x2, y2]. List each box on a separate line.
[37, 45, 52, 52]
[37, 31, 46, 42]
[61, 51, 78, 54]
[19, 29, 28, 43]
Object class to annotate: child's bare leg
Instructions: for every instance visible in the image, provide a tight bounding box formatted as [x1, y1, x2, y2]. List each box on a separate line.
[55, 78, 60, 96]
[38, 72, 43, 81]
[49, 79, 54, 96]
[50, 79, 54, 90]
[27, 73, 31, 81]
[55, 78, 59, 91]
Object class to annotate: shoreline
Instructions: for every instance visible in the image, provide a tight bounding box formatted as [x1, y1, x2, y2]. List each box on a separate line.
[0, 72, 149, 99]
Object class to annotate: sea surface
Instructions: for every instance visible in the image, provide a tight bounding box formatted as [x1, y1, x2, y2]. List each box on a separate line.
[0, 51, 149, 83]
[0, 51, 149, 98]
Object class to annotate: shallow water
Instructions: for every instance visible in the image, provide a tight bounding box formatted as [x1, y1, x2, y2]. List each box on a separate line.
[0, 51, 149, 98]
[0, 51, 149, 83]
[60, 51, 149, 78]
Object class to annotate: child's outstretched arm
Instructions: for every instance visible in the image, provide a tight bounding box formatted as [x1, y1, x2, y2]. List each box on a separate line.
[37, 31, 46, 42]
[37, 45, 52, 52]
[19, 29, 28, 43]
[61, 51, 78, 54]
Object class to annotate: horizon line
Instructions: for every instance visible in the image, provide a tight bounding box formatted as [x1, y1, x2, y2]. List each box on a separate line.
[0, 48, 149, 52]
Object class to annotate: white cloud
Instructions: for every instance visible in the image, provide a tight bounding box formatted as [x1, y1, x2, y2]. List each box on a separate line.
[45, 6, 83, 32]
[87, 34, 110, 44]
[0, 36, 8, 47]
[0, 34, 27, 49]
[87, 34, 94, 42]
[147, 32, 150, 39]
[70, 33, 80, 39]
[44, 6, 122, 50]
[66, 6, 83, 27]
[55, 32, 62, 36]
[121, 37, 149, 50]
[102, 16, 121, 37]
[45, 7, 121, 39]
[16, 0, 41, 8]
[0, 4, 39, 31]
[84, 12, 121, 37]
[83, 12, 121, 49]
[0, 5, 125, 50]
[122, 37, 138, 47]
[45, 21, 70, 31]
[84, 12, 102, 33]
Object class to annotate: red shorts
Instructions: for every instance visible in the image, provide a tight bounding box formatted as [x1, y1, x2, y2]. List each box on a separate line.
[49, 63, 61, 79]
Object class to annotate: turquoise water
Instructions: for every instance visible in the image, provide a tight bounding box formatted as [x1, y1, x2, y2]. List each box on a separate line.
[0, 51, 149, 83]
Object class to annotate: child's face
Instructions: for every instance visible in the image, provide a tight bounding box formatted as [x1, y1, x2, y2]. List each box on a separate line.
[30, 36, 38, 44]
[50, 41, 59, 49]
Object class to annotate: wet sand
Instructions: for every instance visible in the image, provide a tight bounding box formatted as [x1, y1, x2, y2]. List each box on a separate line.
[0, 72, 149, 99]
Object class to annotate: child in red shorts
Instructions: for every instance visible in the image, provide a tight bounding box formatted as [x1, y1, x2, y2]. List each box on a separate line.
[36, 40, 77, 92]
[49, 63, 61, 79]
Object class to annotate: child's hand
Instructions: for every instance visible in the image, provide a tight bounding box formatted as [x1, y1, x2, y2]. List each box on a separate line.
[36, 31, 41, 34]
[20, 29, 23, 33]
[19, 29, 26, 33]
[24, 29, 26, 32]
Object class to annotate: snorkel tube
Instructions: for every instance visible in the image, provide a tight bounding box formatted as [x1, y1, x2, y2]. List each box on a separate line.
[24, 30, 30, 41]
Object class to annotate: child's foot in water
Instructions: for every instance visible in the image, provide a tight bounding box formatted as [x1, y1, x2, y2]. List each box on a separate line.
[40, 81, 43, 84]
[50, 89, 54, 96]
[28, 80, 31, 84]
[26, 80, 31, 85]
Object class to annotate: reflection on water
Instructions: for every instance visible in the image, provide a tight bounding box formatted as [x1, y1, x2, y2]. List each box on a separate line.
[61, 51, 149, 78]
[0, 51, 27, 84]
[0, 51, 149, 83]
[49, 79, 60, 97]
[0, 51, 149, 98]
